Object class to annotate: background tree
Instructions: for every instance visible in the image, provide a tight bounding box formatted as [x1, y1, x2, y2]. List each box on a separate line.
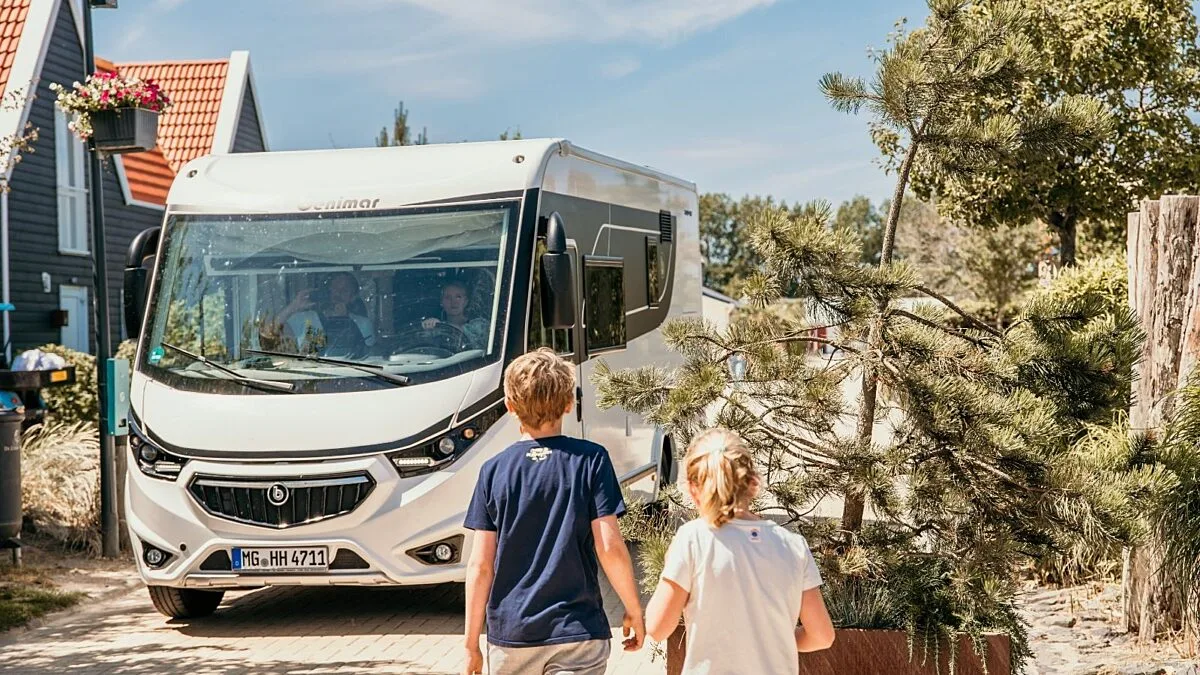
[498, 128, 522, 140]
[821, 0, 1109, 530]
[604, 2, 1135, 661]
[376, 101, 428, 147]
[901, 0, 1200, 266]
[702, 193, 877, 296]
[890, 195, 964, 297]
[833, 196, 883, 266]
[699, 193, 776, 295]
[959, 220, 1045, 328]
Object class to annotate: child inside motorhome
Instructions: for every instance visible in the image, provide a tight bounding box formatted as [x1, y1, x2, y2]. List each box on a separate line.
[645, 428, 836, 674]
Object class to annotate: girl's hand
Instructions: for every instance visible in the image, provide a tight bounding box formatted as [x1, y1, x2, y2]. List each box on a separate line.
[422, 318, 441, 330]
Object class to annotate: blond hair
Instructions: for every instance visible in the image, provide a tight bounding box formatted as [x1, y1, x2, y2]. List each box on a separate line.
[504, 348, 576, 429]
[685, 428, 758, 527]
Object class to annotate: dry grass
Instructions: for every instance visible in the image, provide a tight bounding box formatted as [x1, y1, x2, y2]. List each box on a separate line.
[19, 422, 100, 554]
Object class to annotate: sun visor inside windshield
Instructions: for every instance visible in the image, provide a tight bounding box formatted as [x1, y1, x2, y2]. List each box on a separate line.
[193, 210, 508, 271]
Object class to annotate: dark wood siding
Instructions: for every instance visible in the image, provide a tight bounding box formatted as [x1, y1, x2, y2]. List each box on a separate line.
[231, 83, 265, 153]
[6, 0, 162, 354]
[104, 164, 164, 345]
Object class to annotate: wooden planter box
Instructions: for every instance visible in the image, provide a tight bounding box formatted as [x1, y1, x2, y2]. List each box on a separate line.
[665, 626, 1011, 675]
[90, 108, 159, 154]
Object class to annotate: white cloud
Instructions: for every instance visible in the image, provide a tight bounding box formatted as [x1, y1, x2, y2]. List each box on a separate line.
[152, 0, 189, 10]
[319, 0, 775, 44]
[599, 57, 640, 79]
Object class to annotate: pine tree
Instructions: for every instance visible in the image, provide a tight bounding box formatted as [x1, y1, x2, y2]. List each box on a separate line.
[598, 1, 1141, 664]
[377, 101, 428, 147]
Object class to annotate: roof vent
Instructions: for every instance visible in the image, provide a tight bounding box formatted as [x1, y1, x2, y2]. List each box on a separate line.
[659, 210, 674, 242]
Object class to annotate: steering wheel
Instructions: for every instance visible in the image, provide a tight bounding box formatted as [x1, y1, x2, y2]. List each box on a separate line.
[391, 321, 469, 358]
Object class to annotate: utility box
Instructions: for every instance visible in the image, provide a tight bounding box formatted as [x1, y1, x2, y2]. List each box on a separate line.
[105, 358, 130, 437]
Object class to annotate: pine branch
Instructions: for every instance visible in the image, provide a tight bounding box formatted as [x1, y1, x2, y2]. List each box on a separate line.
[890, 309, 991, 349]
[913, 284, 1003, 337]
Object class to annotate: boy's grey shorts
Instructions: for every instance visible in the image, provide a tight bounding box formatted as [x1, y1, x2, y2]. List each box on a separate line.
[487, 638, 611, 675]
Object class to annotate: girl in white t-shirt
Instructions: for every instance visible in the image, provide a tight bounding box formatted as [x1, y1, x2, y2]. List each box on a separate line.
[645, 428, 835, 674]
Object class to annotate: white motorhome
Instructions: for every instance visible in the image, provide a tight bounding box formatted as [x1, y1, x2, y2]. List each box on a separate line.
[120, 139, 701, 618]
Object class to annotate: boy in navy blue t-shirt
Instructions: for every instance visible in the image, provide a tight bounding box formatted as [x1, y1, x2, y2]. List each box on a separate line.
[462, 348, 644, 675]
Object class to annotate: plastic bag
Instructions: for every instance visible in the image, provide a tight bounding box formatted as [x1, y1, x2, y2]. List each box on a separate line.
[11, 349, 67, 371]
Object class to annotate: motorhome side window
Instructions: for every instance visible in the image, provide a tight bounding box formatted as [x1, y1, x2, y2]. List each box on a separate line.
[646, 237, 662, 307]
[584, 257, 626, 352]
[528, 239, 573, 354]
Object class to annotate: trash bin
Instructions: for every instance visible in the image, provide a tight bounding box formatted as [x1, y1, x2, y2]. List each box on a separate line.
[0, 391, 26, 541]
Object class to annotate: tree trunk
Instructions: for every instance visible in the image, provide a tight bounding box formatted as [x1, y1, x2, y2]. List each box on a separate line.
[1124, 195, 1200, 640]
[843, 141, 918, 532]
[1049, 211, 1077, 267]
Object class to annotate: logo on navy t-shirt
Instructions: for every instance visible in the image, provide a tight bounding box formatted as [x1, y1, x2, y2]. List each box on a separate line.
[526, 447, 551, 462]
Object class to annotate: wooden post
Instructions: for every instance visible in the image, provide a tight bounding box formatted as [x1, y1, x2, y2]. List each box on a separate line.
[1124, 195, 1200, 640]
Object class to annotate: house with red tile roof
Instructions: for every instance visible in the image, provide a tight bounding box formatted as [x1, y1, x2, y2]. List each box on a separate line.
[0, 0, 267, 357]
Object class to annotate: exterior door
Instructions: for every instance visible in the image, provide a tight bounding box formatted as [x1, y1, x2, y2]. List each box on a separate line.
[576, 254, 635, 478]
[59, 285, 90, 353]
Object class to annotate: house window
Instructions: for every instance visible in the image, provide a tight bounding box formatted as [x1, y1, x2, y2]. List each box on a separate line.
[527, 239, 573, 355]
[584, 257, 625, 353]
[646, 237, 662, 307]
[55, 108, 89, 255]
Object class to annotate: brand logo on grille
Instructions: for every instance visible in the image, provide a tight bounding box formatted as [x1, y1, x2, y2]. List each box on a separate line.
[267, 483, 290, 506]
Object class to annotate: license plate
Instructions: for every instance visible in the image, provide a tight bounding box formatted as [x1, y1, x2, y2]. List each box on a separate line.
[231, 547, 329, 572]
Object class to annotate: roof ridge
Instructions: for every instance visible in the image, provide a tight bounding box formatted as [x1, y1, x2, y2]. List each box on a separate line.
[112, 57, 230, 67]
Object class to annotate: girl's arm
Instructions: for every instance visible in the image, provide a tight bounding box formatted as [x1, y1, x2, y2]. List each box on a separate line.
[795, 587, 836, 652]
[646, 578, 690, 643]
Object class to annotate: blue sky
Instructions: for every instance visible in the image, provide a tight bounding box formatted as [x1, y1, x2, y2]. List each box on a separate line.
[95, 0, 930, 208]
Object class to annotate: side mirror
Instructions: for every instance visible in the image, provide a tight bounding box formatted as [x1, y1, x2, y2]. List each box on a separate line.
[123, 226, 160, 340]
[540, 213, 575, 330]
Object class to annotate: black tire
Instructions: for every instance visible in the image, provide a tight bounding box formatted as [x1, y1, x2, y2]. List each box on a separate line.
[147, 585, 224, 619]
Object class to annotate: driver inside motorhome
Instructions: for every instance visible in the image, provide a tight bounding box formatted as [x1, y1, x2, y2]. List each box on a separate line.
[141, 203, 513, 393]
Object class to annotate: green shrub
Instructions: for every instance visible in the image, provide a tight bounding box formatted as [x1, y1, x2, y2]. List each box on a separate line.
[32, 340, 138, 426]
[34, 344, 97, 426]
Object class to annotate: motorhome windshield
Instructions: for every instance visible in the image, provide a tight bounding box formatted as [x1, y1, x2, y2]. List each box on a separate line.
[140, 203, 517, 393]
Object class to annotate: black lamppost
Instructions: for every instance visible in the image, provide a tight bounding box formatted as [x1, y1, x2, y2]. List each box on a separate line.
[82, 0, 119, 558]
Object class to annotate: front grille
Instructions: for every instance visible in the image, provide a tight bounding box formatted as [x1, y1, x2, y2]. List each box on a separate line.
[188, 473, 375, 529]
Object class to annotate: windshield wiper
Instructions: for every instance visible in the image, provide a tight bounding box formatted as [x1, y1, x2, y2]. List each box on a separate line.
[160, 342, 297, 393]
[243, 348, 410, 386]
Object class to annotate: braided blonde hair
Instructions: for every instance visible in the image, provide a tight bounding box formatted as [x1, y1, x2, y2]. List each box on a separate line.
[684, 428, 758, 528]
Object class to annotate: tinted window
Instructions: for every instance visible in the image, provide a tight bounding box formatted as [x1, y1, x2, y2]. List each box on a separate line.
[585, 259, 625, 352]
[646, 238, 662, 307]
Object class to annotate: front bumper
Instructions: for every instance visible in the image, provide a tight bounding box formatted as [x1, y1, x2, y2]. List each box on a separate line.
[124, 451, 487, 589]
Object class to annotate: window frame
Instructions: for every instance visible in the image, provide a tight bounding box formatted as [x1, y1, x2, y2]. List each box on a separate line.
[55, 107, 89, 256]
[582, 255, 627, 356]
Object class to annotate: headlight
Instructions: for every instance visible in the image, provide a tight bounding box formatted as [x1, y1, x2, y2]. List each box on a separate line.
[387, 403, 505, 477]
[129, 421, 187, 481]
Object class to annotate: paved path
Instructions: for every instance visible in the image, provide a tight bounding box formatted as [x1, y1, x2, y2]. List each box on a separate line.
[0, 580, 665, 674]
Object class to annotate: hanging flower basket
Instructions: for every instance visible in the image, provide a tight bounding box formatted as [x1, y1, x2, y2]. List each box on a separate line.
[50, 71, 171, 154]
